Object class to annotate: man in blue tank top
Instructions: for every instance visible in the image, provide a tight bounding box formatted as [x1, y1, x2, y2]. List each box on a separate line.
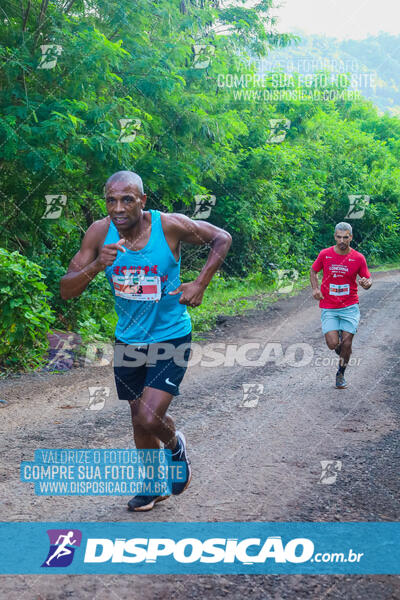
[61, 171, 232, 511]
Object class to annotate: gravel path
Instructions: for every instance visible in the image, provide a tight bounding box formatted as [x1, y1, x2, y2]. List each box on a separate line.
[0, 270, 399, 598]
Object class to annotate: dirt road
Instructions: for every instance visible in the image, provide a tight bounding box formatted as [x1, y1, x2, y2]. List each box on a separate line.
[1, 270, 399, 598]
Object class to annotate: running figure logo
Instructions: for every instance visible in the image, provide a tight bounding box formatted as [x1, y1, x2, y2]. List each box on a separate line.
[192, 195, 217, 220]
[240, 383, 264, 408]
[41, 529, 82, 567]
[87, 386, 110, 410]
[319, 460, 342, 485]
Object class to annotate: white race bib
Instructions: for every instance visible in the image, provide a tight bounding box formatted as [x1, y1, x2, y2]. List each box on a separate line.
[112, 271, 161, 301]
[329, 283, 350, 296]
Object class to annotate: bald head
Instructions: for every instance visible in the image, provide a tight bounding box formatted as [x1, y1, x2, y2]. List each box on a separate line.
[104, 171, 147, 230]
[105, 171, 144, 195]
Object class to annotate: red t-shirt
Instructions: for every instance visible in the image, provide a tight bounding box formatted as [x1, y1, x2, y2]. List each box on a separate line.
[312, 246, 371, 309]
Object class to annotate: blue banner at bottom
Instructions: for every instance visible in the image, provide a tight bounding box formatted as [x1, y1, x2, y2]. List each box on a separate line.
[0, 522, 398, 574]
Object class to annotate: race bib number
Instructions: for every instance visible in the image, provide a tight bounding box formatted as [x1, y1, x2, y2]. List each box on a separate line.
[112, 271, 161, 301]
[329, 283, 350, 296]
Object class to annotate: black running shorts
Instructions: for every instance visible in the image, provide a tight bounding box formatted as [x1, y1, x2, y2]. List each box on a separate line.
[113, 332, 192, 401]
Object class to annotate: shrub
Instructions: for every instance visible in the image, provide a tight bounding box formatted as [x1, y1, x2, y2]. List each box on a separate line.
[0, 248, 55, 372]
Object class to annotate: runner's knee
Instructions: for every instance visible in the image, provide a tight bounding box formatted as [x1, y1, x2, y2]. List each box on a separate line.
[134, 410, 162, 434]
[326, 339, 338, 350]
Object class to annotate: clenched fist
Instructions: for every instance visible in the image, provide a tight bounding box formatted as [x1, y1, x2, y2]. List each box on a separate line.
[95, 239, 126, 270]
[312, 288, 324, 301]
[359, 277, 372, 289]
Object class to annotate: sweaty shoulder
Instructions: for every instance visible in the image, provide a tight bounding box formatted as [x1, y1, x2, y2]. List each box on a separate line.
[158, 212, 189, 260]
[160, 212, 192, 236]
[160, 212, 189, 228]
[83, 216, 111, 248]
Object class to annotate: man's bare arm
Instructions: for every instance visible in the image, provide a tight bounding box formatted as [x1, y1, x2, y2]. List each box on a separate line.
[310, 267, 324, 300]
[164, 214, 232, 306]
[60, 220, 125, 300]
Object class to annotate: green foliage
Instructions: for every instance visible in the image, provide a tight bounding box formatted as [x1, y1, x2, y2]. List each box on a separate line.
[1, 1, 400, 372]
[0, 249, 55, 372]
[188, 270, 308, 335]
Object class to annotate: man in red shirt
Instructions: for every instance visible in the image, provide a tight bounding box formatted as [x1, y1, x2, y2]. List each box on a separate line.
[310, 222, 372, 388]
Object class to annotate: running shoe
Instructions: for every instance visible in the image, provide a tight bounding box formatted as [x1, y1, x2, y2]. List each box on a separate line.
[336, 372, 347, 389]
[127, 494, 170, 512]
[171, 430, 192, 495]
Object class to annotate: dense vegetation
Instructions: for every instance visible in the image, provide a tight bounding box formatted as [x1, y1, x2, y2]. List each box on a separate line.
[1, 0, 400, 371]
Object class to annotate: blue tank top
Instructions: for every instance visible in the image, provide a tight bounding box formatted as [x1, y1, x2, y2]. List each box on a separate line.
[103, 209, 192, 344]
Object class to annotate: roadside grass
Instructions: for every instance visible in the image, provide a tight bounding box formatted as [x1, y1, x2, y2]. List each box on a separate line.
[370, 261, 400, 273]
[3, 261, 399, 375]
[71, 271, 308, 362]
[187, 271, 309, 338]
[187, 259, 400, 337]
[79, 259, 400, 346]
